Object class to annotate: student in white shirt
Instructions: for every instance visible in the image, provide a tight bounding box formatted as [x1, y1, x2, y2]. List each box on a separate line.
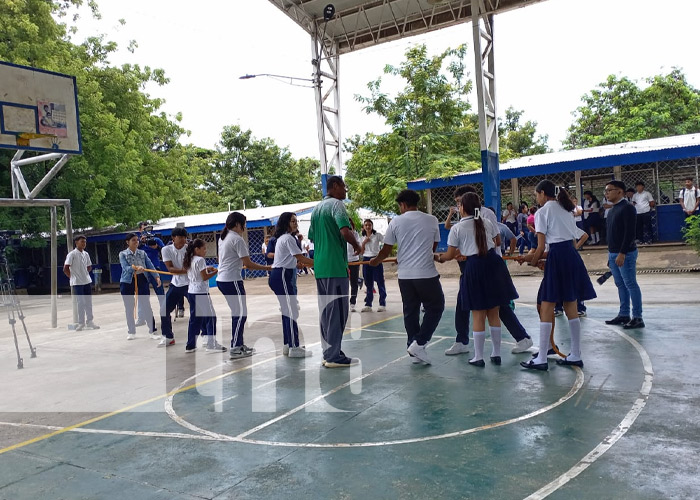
[158, 227, 190, 347]
[571, 197, 584, 231]
[347, 219, 362, 312]
[632, 181, 655, 244]
[501, 201, 518, 236]
[63, 235, 99, 331]
[360, 219, 387, 312]
[369, 189, 444, 365]
[182, 239, 224, 353]
[679, 177, 700, 217]
[216, 212, 272, 359]
[437, 193, 519, 367]
[268, 212, 315, 358]
[520, 181, 596, 372]
[582, 191, 601, 245]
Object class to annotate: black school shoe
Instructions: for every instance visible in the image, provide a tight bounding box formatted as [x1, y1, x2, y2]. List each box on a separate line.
[520, 360, 548, 371]
[623, 318, 645, 329]
[605, 316, 631, 325]
[555, 357, 584, 368]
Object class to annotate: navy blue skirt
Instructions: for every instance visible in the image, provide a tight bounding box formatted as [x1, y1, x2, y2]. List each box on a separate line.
[460, 249, 519, 311]
[538, 241, 597, 304]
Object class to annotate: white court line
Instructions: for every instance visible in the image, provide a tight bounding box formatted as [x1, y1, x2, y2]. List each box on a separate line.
[524, 320, 654, 499]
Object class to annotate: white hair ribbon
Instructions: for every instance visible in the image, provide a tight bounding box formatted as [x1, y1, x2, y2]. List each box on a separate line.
[474, 207, 481, 220]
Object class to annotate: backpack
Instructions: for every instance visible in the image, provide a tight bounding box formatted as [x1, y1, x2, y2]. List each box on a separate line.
[681, 187, 700, 198]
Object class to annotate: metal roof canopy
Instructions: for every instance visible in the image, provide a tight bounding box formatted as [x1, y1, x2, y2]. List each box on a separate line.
[269, 0, 545, 54]
[267, 0, 547, 211]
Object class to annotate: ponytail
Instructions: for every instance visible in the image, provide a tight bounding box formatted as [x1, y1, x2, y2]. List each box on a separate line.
[183, 238, 205, 270]
[536, 179, 575, 212]
[460, 192, 488, 257]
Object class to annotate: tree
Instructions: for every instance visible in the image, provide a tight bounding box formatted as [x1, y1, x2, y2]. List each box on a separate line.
[565, 69, 700, 149]
[346, 44, 482, 214]
[345, 44, 549, 214]
[498, 107, 550, 161]
[0, 0, 198, 234]
[207, 125, 320, 209]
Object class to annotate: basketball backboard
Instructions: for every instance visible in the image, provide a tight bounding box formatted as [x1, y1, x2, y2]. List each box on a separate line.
[0, 61, 81, 155]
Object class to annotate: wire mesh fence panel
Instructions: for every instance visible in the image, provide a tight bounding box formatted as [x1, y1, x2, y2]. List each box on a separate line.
[654, 158, 699, 205]
[620, 163, 659, 242]
[245, 228, 268, 279]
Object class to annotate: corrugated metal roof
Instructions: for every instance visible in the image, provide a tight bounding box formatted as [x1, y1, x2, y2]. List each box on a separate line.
[408, 133, 700, 190]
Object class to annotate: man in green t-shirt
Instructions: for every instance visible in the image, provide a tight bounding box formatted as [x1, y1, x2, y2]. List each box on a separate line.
[309, 176, 362, 367]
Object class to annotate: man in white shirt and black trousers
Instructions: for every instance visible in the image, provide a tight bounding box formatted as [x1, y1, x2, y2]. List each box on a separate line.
[604, 180, 645, 330]
[63, 235, 99, 331]
[369, 189, 445, 365]
[631, 181, 655, 244]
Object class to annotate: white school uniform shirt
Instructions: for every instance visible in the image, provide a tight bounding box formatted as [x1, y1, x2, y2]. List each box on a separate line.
[502, 208, 517, 224]
[680, 186, 700, 212]
[362, 232, 384, 257]
[347, 230, 361, 263]
[161, 244, 189, 287]
[384, 210, 440, 280]
[582, 199, 598, 219]
[535, 200, 581, 244]
[64, 248, 92, 286]
[272, 233, 302, 269]
[632, 191, 654, 214]
[187, 256, 209, 294]
[447, 217, 498, 257]
[574, 205, 583, 222]
[217, 232, 248, 282]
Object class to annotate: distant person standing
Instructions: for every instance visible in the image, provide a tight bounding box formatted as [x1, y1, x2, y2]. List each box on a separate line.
[679, 177, 700, 217]
[360, 219, 387, 312]
[572, 197, 584, 231]
[632, 181, 655, 244]
[309, 176, 362, 368]
[119, 233, 159, 340]
[502, 202, 518, 236]
[517, 203, 531, 255]
[369, 189, 444, 365]
[582, 191, 601, 245]
[63, 235, 99, 331]
[159, 227, 190, 347]
[347, 219, 362, 312]
[604, 180, 645, 330]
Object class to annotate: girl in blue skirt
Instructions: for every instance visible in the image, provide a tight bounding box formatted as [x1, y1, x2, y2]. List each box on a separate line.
[520, 181, 597, 371]
[436, 192, 519, 367]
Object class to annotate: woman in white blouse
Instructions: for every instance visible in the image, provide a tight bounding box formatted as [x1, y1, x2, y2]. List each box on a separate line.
[361, 219, 387, 312]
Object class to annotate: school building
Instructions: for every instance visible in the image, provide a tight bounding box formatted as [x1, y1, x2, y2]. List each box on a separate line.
[407, 133, 700, 249]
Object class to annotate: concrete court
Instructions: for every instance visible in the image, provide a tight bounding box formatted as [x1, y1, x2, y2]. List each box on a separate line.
[0, 270, 698, 500]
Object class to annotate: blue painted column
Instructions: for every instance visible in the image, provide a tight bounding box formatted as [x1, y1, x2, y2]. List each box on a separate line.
[481, 150, 501, 219]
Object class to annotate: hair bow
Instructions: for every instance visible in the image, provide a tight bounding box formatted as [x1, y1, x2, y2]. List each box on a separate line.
[474, 207, 481, 220]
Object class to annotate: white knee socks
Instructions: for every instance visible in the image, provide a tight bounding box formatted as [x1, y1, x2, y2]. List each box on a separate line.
[490, 326, 502, 357]
[472, 331, 485, 362]
[534, 322, 552, 364]
[568, 318, 582, 361]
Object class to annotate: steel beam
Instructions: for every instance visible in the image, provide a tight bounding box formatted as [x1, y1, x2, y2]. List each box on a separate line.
[472, 0, 501, 217]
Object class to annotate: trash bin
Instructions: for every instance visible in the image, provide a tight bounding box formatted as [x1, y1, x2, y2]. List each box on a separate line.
[93, 268, 102, 292]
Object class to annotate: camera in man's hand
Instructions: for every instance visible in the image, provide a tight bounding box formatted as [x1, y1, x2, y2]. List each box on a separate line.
[597, 271, 613, 285]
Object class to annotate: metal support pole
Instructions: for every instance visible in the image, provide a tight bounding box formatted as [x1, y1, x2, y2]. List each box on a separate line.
[510, 178, 519, 205]
[472, 0, 501, 218]
[426, 189, 433, 216]
[575, 170, 582, 201]
[50, 206, 57, 328]
[311, 26, 342, 196]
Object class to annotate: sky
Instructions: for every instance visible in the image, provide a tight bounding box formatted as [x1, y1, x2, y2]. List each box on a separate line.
[73, 0, 700, 163]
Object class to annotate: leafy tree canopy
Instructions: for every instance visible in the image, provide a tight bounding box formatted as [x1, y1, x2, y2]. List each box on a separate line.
[565, 68, 700, 149]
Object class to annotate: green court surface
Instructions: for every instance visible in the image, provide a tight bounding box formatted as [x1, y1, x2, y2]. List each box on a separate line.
[0, 274, 698, 499]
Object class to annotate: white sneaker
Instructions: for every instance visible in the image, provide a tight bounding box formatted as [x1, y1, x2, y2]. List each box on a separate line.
[511, 337, 534, 353]
[86, 321, 100, 330]
[75, 324, 85, 331]
[158, 338, 175, 348]
[361, 306, 372, 312]
[126, 333, 135, 340]
[377, 305, 386, 312]
[407, 340, 431, 365]
[411, 356, 423, 364]
[444, 342, 470, 356]
[150, 333, 161, 340]
[288, 346, 313, 358]
[283, 344, 290, 356]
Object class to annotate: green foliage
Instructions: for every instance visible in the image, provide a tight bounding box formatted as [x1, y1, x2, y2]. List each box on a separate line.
[346, 44, 548, 214]
[681, 215, 700, 255]
[206, 125, 320, 209]
[565, 69, 700, 149]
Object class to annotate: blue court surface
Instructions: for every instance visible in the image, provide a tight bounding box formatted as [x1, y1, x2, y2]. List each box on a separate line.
[0, 274, 698, 499]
